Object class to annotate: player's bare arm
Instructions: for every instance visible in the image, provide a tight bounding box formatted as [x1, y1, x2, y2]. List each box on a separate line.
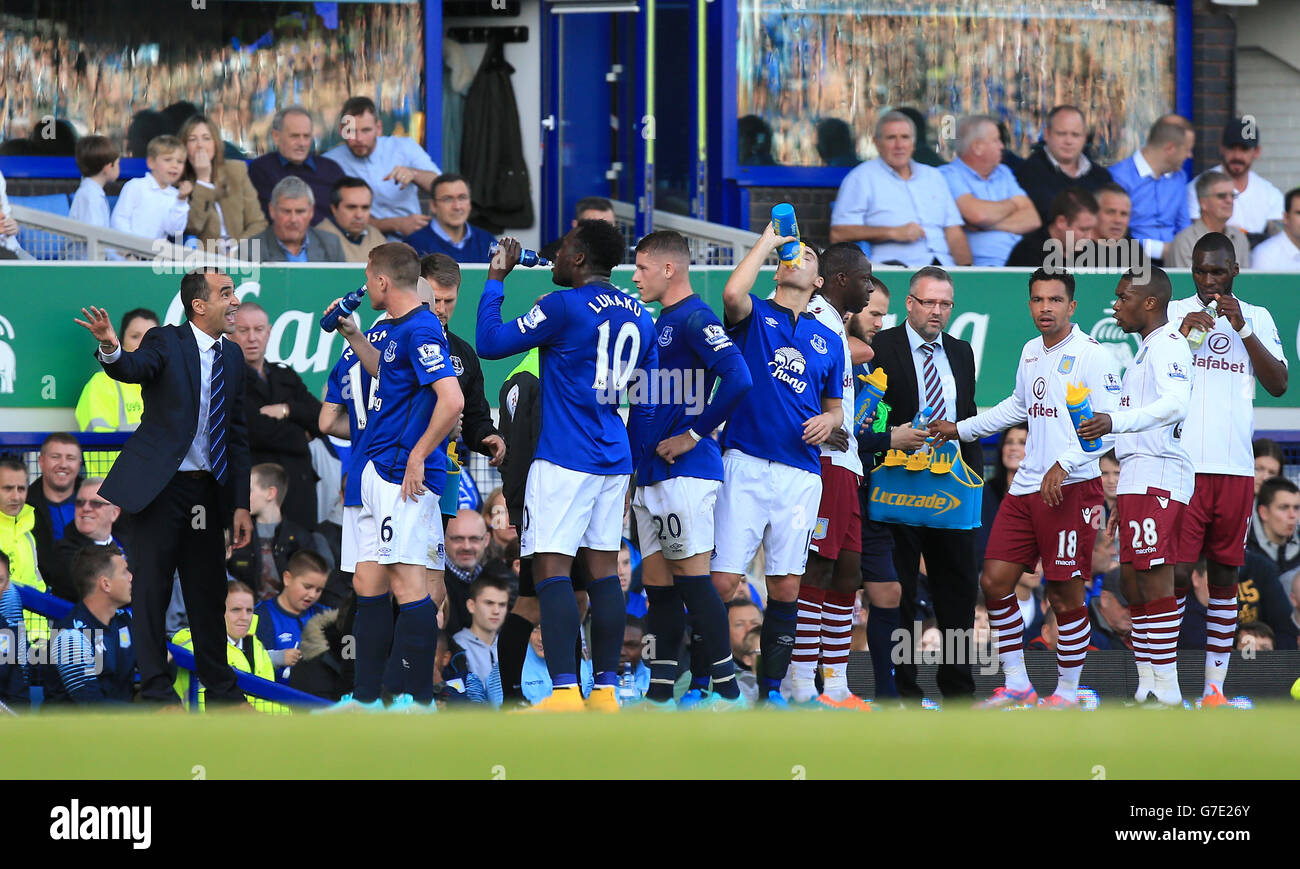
[890, 423, 930, 451]
[1217, 293, 1288, 396]
[722, 222, 793, 324]
[324, 299, 381, 376]
[487, 237, 522, 282]
[927, 419, 960, 448]
[802, 397, 843, 445]
[823, 427, 850, 452]
[480, 434, 507, 467]
[318, 401, 351, 439]
[1077, 412, 1112, 440]
[401, 377, 465, 501]
[1177, 309, 1216, 337]
[655, 431, 698, 465]
[1039, 462, 1069, 508]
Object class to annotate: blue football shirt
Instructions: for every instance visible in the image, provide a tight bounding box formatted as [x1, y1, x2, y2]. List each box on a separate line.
[325, 323, 389, 507]
[636, 295, 743, 486]
[362, 305, 457, 491]
[477, 278, 658, 475]
[721, 295, 844, 474]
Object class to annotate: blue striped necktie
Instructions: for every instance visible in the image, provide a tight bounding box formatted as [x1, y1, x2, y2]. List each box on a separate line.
[919, 342, 947, 422]
[208, 342, 228, 484]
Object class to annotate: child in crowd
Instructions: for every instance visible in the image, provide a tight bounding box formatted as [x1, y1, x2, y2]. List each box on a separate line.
[110, 135, 191, 241]
[69, 135, 120, 228]
[254, 549, 332, 684]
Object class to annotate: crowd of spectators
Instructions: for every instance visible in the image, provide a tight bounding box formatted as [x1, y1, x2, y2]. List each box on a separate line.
[829, 108, 1300, 271]
[0, 88, 531, 265]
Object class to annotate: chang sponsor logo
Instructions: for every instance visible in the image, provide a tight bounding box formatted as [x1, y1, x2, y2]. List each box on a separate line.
[769, 346, 808, 393]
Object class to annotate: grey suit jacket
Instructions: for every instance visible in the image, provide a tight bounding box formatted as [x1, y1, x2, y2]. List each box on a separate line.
[253, 226, 345, 262]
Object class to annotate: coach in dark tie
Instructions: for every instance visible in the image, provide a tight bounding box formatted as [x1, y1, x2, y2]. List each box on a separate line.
[75, 269, 253, 706]
[869, 265, 980, 700]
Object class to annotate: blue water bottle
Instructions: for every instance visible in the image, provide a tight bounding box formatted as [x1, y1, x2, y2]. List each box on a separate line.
[489, 240, 551, 268]
[1065, 382, 1103, 452]
[770, 203, 802, 267]
[320, 285, 367, 333]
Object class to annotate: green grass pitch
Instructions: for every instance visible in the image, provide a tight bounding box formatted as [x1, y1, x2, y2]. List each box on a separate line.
[5, 703, 1299, 779]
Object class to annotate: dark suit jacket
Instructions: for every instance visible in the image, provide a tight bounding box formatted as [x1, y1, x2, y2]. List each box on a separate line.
[869, 324, 982, 474]
[253, 226, 345, 263]
[97, 323, 251, 523]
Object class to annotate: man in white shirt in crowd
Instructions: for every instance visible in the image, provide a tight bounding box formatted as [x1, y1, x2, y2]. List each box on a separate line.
[325, 95, 441, 240]
[1186, 118, 1285, 245]
[1167, 231, 1287, 706]
[829, 110, 971, 267]
[1252, 188, 1300, 272]
[939, 115, 1040, 266]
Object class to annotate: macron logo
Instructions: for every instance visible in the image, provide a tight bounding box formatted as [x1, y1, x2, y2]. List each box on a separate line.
[50, 800, 151, 850]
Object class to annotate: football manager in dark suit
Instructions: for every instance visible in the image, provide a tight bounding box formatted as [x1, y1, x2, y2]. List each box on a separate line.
[75, 268, 253, 707]
[868, 265, 980, 700]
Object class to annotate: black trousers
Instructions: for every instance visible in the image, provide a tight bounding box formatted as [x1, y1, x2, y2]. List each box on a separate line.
[890, 524, 978, 699]
[131, 472, 243, 704]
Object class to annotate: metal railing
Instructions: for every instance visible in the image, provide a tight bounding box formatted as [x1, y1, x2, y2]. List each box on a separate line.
[9, 203, 255, 268]
[611, 201, 759, 266]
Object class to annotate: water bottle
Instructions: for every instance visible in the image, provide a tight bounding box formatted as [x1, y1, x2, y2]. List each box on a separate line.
[489, 240, 551, 268]
[854, 368, 888, 430]
[616, 662, 636, 706]
[1185, 299, 1217, 350]
[1065, 382, 1104, 452]
[320, 285, 367, 333]
[912, 404, 934, 428]
[770, 203, 803, 267]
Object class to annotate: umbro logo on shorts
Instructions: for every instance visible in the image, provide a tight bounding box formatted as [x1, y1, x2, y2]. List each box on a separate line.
[1156, 496, 1169, 509]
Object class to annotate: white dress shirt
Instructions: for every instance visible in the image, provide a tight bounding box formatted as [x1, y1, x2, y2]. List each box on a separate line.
[1252, 232, 1300, 272]
[323, 136, 440, 228]
[905, 320, 957, 424]
[99, 321, 219, 472]
[69, 177, 112, 228]
[109, 173, 190, 240]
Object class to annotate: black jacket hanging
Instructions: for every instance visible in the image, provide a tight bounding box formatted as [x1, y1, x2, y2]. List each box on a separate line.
[460, 34, 534, 231]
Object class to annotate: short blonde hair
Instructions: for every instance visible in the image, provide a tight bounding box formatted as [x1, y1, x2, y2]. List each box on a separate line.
[146, 134, 185, 160]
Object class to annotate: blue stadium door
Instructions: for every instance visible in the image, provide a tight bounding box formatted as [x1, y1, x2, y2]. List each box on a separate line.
[540, 2, 645, 243]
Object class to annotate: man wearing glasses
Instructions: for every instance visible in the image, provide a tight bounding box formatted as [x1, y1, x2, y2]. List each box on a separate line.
[46, 478, 130, 603]
[406, 173, 495, 263]
[866, 266, 981, 702]
[1165, 171, 1252, 268]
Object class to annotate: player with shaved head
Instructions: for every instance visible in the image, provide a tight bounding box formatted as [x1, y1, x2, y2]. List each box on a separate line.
[1077, 267, 1194, 706]
[1168, 231, 1288, 705]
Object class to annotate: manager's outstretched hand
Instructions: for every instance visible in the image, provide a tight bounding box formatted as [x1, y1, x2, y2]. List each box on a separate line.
[75, 306, 118, 349]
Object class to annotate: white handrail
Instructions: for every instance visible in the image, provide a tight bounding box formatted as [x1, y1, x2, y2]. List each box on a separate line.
[9, 204, 256, 267]
[610, 200, 759, 265]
